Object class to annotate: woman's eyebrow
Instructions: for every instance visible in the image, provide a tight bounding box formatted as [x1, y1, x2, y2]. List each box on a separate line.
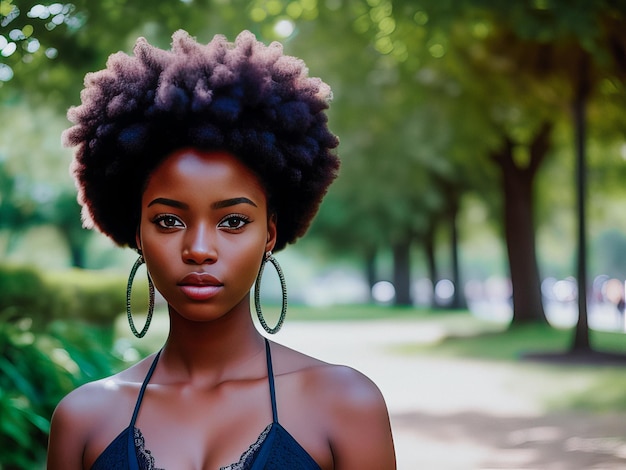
[211, 197, 258, 209]
[147, 197, 188, 209]
[147, 197, 257, 210]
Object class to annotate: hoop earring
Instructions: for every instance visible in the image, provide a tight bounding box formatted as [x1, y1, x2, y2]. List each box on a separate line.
[254, 252, 287, 334]
[126, 255, 154, 338]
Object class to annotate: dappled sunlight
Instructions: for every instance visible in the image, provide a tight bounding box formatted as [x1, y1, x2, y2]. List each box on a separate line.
[0, 1, 79, 85]
[51, 347, 79, 375]
[393, 410, 626, 469]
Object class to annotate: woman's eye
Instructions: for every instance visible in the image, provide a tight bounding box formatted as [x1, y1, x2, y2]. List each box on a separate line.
[219, 215, 250, 230]
[154, 215, 184, 229]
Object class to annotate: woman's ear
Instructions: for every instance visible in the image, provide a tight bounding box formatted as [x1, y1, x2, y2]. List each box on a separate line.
[266, 214, 277, 253]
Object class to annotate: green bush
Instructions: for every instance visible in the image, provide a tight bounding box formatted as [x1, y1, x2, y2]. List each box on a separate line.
[0, 264, 151, 467]
[0, 265, 49, 330]
[44, 269, 126, 325]
[0, 265, 152, 329]
[46, 268, 152, 326]
[0, 318, 125, 469]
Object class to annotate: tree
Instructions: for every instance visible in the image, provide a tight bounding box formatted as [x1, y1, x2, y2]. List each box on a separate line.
[377, 0, 626, 332]
[490, 123, 552, 324]
[469, 0, 626, 345]
[290, 8, 452, 306]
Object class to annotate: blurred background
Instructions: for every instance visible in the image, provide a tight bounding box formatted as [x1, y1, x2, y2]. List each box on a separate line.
[1, 0, 626, 468]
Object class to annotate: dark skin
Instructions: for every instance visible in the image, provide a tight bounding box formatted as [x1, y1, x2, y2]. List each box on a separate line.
[47, 148, 396, 470]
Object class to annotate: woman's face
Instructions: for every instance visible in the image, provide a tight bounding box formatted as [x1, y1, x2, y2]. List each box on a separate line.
[137, 148, 276, 323]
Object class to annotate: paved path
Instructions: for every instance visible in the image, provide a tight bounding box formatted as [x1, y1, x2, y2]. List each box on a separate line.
[272, 320, 626, 470]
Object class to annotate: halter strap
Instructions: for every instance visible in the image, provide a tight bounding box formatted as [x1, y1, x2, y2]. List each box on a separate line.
[264, 338, 279, 423]
[130, 350, 162, 427]
[125, 342, 276, 468]
[132, 344, 277, 424]
[126, 350, 161, 470]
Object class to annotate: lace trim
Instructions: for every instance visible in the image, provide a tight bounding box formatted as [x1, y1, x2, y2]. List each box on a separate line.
[134, 427, 165, 470]
[132, 424, 271, 470]
[220, 424, 272, 470]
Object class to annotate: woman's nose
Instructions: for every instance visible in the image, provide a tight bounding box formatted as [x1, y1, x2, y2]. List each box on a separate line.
[182, 224, 217, 264]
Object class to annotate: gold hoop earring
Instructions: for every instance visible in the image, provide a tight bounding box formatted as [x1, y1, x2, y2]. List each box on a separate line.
[254, 252, 287, 334]
[126, 255, 154, 338]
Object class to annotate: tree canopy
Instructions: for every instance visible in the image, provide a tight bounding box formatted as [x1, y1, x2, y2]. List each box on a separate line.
[2, 1, 626, 331]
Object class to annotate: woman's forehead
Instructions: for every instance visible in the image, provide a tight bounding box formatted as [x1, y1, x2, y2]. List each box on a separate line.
[143, 148, 268, 204]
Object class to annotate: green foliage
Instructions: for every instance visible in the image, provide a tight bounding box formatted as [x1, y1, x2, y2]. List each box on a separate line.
[1, 0, 626, 322]
[0, 264, 49, 329]
[0, 262, 146, 465]
[43, 269, 132, 327]
[591, 229, 626, 279]
[0, 264, 138, 466]
[0, 318, 124, 468]
[0, 159, 42, 254]
[0, 0, 273, 105]
[0, 264, 151, 329]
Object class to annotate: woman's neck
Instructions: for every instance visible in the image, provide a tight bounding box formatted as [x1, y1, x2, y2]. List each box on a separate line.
[158, 297, 267, 384]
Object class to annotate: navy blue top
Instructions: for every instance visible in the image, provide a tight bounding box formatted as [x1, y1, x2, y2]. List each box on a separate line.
[91, 340, 321, 470]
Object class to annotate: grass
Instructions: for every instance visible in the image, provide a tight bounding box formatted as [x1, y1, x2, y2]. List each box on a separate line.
[387, 313, 626, 413]
[394, 321, 626, 361]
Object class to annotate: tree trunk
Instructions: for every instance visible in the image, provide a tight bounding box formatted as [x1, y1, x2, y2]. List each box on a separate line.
[424, 226, 438, 308]
[491, 124, 552, 325]
[60, 228, 88, 269]
[392, 238, 412, 306]
[69, 243, 86, 269]
[364, 247, 377, 303]
[448, 198, 466, 309]
[571, 52, 592, 352]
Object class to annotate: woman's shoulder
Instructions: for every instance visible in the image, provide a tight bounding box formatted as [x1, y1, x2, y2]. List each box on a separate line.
[270, 341, 396, 468]
[48, 354, 160, 469]
[270, 341, 386, 413]
[52, 353, 158, 429]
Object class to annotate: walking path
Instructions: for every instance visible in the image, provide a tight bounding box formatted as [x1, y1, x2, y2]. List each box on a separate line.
[272, 320, 626, 470]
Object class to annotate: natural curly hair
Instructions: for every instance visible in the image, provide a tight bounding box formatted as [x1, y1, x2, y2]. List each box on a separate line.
[63, 30, 339, 251]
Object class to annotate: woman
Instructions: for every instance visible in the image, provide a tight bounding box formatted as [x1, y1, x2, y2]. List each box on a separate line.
[47, 30, 396, 469]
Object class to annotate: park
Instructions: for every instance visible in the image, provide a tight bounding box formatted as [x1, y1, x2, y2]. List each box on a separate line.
[1, 1, 626, 468]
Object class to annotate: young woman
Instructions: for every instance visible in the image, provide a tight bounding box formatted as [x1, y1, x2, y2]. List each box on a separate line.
[47, 30, 396, 470]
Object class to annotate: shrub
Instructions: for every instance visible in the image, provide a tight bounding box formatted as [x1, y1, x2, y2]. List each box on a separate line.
[0, 264, 148, 467]
[44, 269, 127, 326]
[0, 265, 49, 330]
[0, 265, 152, 329]
[46, 268, 152, 326]
[0, 317, 125, 469]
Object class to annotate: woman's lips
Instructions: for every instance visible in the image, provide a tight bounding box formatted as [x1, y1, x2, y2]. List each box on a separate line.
[179, 284, 222, 301]
[178, 273, 223, 301]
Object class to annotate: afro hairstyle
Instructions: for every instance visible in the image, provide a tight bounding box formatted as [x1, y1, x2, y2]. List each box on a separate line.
[63, 30, 340, 252]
